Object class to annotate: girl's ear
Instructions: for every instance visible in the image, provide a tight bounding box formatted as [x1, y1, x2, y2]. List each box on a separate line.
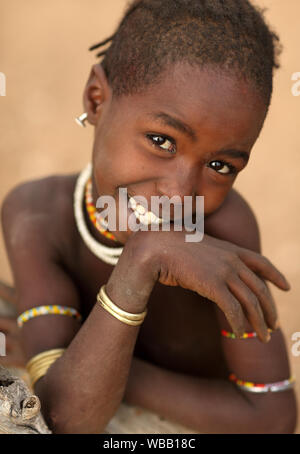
[83, 64, 111, 126]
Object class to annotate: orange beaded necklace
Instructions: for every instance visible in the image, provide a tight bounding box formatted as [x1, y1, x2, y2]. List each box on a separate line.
[84, 177, 118, 243]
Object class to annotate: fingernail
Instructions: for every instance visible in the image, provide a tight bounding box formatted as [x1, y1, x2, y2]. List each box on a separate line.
[283, 278, 291, 290]
[266, 333, 271, 342]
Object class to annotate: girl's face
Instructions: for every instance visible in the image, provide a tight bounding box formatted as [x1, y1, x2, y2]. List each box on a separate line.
[84, 62, 268, 245]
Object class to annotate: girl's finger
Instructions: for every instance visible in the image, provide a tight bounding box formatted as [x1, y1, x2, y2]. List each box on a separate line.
[226, 276, 270, 343]
[238, 250, 290, 291]
[238, 264, 278, 330]
[211, 286, 247, 338]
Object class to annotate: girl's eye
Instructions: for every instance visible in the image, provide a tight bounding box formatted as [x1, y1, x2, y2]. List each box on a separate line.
[147, 134, 177, 154]
[209, 160, 237, 175]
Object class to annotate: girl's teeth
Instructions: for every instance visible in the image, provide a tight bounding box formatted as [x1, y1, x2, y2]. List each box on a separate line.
[138, 211, 163, 225]
[142, 212, 153, 224]
[128, 196, 163, 225]
[147, 211, 162, 224]
[129, 197, 137, 209]
[136, 204, 146, 215]
[140, 213, 153, 225]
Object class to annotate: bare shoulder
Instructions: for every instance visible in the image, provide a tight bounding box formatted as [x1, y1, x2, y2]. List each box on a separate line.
[0, 172, 81, 307]
[1, 172, 78, 257]
[1, 172, 77, 223]
[204, 187, 261, 252]
[1, 173, 82, 359]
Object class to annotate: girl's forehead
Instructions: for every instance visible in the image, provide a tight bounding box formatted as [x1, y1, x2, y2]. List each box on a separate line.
[114, 63, 265, 113]
[110, 63, 267, 143]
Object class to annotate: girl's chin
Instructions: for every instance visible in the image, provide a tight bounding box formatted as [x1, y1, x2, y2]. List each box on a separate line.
[113, 230, 131, 245]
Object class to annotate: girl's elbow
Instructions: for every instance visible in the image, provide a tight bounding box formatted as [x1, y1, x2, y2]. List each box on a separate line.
[258, 390, 298, 434]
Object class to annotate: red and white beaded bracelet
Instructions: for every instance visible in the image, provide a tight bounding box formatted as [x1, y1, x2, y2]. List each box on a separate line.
[229, 373, 295, 393]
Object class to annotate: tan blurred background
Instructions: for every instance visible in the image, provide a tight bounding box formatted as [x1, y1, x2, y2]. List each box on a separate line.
[0, 0, 299, 433]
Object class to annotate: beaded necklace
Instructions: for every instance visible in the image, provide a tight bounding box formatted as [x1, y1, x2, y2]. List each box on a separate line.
[73, 163, 123, 265]
[85, 176, 118, 243]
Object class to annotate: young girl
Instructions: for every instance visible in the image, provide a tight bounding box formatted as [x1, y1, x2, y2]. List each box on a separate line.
[0, 0, 297, 434]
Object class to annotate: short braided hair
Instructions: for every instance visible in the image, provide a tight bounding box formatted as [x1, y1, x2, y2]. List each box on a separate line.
[90, 0, 282, 105]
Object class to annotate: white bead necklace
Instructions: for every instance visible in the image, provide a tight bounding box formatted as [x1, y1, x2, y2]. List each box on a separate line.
[73, 162, 124, 265]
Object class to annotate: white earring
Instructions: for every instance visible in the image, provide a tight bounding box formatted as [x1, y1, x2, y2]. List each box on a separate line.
[75, 112, 88, 128]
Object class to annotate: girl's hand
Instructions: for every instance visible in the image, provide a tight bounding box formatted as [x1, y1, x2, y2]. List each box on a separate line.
[126, 229, 290, 343]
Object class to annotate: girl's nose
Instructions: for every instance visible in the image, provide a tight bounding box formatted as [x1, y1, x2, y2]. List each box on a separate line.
[156, 163, 198, 202]
[155, 167, 199, 218]
[156, 182, 196, 203]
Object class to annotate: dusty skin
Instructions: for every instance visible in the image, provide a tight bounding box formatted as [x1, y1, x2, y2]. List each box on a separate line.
[0, 0, 299, 433]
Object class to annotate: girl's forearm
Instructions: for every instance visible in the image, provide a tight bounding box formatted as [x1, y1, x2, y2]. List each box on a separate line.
[35, 250, 156, 434]
[123, 357, 294, 434]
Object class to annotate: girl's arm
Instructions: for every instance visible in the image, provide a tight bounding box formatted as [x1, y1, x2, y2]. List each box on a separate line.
[124, 192, 297, 434]
[1, 184, 158, 434]
[124, 327, 297, 434]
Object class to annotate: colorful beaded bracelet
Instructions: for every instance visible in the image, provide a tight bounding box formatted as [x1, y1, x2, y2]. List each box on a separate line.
[17, 305, 82, 328]
[85, 178, 118, 242]
[221, 329, 273, 339]
[229, 373, 295, 393]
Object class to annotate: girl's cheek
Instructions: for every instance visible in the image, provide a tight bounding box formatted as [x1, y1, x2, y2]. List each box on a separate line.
[200, 185, 231, 216]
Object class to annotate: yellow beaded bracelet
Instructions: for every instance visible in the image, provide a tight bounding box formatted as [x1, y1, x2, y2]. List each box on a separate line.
[17, 305, 82, 328]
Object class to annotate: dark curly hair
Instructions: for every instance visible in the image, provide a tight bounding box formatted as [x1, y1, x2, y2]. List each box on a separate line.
[90, 0, 282, 105]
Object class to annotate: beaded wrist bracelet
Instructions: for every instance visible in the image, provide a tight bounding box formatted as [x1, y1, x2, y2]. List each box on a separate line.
[221, 329, 273, 339]
[229, 373, 295, 393]
[17, 305, 82, 328]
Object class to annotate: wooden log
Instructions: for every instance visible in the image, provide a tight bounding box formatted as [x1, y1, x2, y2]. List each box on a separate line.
[0, 365, 51, 434]
[0, 364, 197, 434]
